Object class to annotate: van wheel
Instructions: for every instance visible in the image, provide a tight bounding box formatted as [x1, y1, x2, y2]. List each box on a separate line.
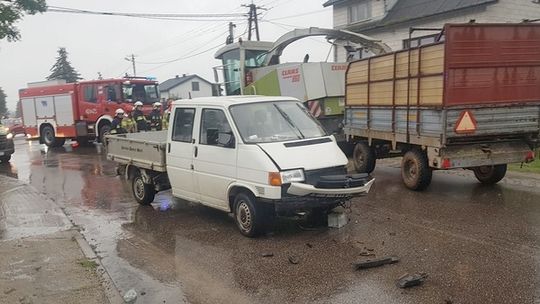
[401, 149, 432, 191]
[41, 125, 65, 147]
[234, 192, 272, 237]
[132, 171, 155, 205]
[353, 142, 376, 173]
[473, 164, 507, 185]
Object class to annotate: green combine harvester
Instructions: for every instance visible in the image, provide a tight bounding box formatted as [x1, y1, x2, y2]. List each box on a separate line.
[214, 27, 390, 152]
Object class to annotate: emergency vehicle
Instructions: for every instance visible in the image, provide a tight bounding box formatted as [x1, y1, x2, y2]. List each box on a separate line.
[19, 77, 159, 146]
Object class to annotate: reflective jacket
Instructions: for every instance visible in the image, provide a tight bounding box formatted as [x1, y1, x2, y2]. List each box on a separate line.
[148, 109, 162, 131]
[133, 109, 147, 132]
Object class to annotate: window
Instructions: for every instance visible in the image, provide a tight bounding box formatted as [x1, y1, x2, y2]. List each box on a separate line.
[83, 85, 97, 103]
[191, 81, 200, 92]
[172, 108, 195, 142]
[106, 85, 119, 102]
[403, 33, 443, 49]
[199, 109, 234, 148]
[348, 1, 371, 24]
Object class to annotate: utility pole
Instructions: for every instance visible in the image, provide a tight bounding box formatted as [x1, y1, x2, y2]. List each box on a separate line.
[226, 22, 236, 44]
[124, 54, 137, 77]
[242, 2, 266, 41]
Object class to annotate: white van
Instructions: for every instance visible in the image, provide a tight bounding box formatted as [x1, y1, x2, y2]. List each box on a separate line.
[107, 96, 374, 237]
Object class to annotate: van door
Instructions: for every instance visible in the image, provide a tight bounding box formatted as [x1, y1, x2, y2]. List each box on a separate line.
[193, 108, 237, 210]
[167, 107, 200, 201]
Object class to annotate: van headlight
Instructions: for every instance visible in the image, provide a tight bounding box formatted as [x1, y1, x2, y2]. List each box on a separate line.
[280, 169, 305, 184]
[6, 133, 13, 140]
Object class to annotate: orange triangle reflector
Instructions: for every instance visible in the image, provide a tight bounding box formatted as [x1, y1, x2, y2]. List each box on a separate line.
[455, 110, 477, 134]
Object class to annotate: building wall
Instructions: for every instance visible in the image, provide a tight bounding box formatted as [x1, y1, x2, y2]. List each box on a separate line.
[334, 0, 540, 61]
[161, 78, 213, 100]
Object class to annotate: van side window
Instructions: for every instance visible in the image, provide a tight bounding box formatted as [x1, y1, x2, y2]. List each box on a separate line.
[172, 108, 195, 142]
[200, 109, 235, 148]
[83, 85, 97, 103]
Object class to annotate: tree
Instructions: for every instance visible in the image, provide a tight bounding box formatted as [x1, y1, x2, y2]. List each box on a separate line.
[15, 100, 21, 117]
[0, 0, 47, 42]
[0, 87, 7, 117]
[47, 47, 82, 83]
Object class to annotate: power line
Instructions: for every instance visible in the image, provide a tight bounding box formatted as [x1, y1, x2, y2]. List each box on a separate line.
[46, 5, 247, 21]
[265, 8, 328, 21]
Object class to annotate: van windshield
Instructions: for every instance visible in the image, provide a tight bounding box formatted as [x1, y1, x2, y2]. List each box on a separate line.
[230, 101, 327, 143]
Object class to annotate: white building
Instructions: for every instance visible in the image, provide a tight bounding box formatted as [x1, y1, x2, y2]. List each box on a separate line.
[159, 74, 214, 100]
[323, 0, 540, 61]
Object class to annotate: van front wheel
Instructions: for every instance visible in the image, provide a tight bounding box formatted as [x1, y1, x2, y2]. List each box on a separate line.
[234, 192, 272, 237]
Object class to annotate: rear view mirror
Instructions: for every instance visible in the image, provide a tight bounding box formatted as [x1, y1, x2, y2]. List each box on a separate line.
[218, 131, 235, 148]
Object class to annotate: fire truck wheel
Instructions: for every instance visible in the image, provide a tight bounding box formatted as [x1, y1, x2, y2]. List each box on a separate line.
[353, 142, 376, 173]
[472, 164, 507, 185]
[41, 125, 65, 147]
[401, 149, 432, 191]
[99, 125, 111, 143]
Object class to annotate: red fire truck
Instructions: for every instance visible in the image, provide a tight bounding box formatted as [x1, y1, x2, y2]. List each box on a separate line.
[19, 77, 159, 146]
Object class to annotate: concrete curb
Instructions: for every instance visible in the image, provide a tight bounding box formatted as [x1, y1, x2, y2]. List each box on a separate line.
[0, 175, 124, 304]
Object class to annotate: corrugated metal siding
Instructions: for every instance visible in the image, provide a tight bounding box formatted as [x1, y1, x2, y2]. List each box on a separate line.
[446, 106, 540, 137]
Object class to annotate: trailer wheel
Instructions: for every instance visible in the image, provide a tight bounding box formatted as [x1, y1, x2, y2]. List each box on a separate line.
[401, 149, 432, 191]
[131, 171, 155, 205]
[233, 192, 272, 237]
[472, 164, 507, 185]
[353, 142, 376, 173]
[41, 125, 65, 147]
[0, 155, 11, 163]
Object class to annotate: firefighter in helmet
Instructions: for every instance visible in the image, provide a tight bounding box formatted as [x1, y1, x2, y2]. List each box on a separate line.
[121, 108, 136, 133]
[148, 102, 163, 131]
[132, 101, 147, 132]
[110, 108, 127, 135]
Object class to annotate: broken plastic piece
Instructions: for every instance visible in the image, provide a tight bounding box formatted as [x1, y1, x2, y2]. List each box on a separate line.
[396, 272, 428, 288]
[355, 256, 399, 270]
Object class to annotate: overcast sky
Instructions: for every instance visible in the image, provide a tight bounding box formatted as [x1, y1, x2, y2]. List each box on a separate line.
[0, 0, 332, 112]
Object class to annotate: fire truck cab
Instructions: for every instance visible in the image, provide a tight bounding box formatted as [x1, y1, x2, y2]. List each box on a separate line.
[20, 77, 159, 146]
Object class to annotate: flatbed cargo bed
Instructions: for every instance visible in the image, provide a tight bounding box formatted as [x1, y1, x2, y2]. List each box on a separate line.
[106, 131, 168, 172]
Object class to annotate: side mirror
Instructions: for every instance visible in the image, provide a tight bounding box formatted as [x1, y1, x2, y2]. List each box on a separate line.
[218, 131, 235, 148]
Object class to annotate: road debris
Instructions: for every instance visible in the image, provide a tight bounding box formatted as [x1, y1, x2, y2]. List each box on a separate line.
[359, 251, 375, 257]
[306, 243, 313, 248]
[355, 256, 399, 270]
[123, 288, 137, 303]
[396, 273, 428, 288]
[288, 256, 299, 265]
[4, 288, 16, 295]
[261, 253, 274, 257]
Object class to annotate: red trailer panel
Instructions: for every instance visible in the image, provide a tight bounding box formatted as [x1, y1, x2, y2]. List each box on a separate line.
[444, 23, 540, 106]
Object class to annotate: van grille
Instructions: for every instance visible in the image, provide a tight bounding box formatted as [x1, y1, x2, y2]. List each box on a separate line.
[304, 166, 347, 186]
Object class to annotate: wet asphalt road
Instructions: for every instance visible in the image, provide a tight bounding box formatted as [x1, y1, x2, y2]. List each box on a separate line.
[1, 137, 540, 304]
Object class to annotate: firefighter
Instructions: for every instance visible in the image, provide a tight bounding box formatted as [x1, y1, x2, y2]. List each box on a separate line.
[132, 101, 147, 132]
[162, 109, 170, 130]
[110, 108, 127, 134]
[121, 109, 136, 133]
[148, 102, 163, 131]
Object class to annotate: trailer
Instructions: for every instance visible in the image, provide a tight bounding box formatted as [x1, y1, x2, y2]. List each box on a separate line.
[344, 23, 540, 190]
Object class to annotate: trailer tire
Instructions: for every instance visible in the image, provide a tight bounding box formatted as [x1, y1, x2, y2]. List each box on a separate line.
[472, 164, 507, 185]
[41, 125, 65, 147]
[401, 149, 432, 191]
[353, 142, 376, 173]
[0, 155, 11, 163]
[233, 192, 272, 237]
[131, 171, 155, 205]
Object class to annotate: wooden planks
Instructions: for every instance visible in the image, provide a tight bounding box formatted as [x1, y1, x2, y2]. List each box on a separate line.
[346, 43, 444, 106]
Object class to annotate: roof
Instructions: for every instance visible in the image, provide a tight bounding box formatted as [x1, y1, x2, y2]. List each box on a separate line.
[380, 0, 497, 27]
[171, 95, 299, 107]
[159, 75, 212, 92]
[324, 0, 497, 29]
